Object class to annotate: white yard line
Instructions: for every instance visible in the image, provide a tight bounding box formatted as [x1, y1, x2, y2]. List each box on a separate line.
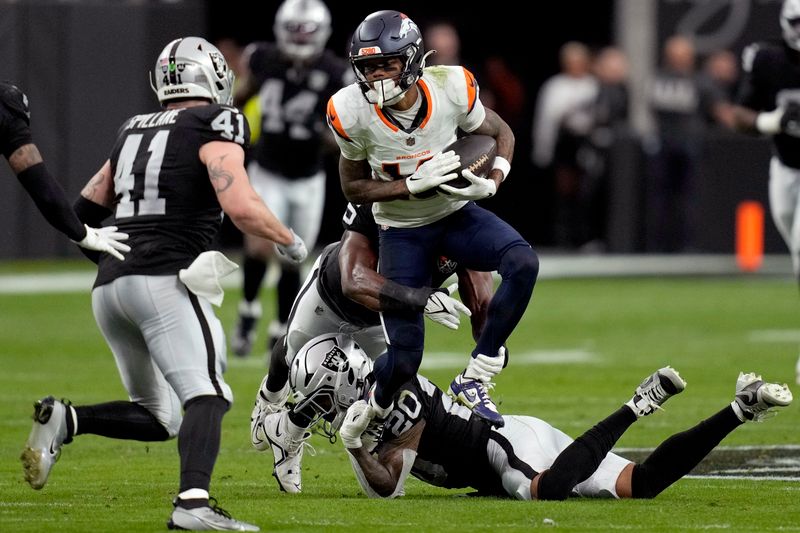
[0, 254, 793, 295]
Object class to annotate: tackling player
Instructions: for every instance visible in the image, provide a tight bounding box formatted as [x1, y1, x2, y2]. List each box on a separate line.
[335, 361, 791, 501]
[250, 201, 494, 493]
[328, 10, 538, 429]
[20, 37, 308, 532]
[730, 0, 800, 384]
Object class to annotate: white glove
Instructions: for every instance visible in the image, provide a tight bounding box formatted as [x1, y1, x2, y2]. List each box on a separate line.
[438, 169, 497, 200]
[74, 224, 130, 261]
[424, 283, 472, 330]
[756, 107, 784, 134]
[275, 228, 308, 264]
[340, 400, 374, 449]
[406, 151, 461, 196]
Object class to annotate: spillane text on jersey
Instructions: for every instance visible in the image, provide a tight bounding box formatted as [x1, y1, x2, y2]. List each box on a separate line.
[126, 109, 182, 130]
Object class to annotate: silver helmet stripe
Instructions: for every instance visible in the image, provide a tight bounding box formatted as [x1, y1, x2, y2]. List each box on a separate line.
[167, 38, 183, 86]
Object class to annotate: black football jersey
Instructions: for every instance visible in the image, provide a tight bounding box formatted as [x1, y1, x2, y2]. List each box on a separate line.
[247, 42, 351, 178]
[375, 375, 501, 493]
[95, 104, 250, 287]
[737, 40, 800, 168]
[0, 82, 32, 159]
[316, 203, 461, 327]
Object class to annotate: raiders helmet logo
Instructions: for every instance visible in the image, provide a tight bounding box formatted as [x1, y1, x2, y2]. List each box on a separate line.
[321, 346, 348, 372]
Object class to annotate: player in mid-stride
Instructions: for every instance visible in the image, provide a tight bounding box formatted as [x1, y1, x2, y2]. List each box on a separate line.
[327, 10, 539, 429]
[20, 37, 308, 531]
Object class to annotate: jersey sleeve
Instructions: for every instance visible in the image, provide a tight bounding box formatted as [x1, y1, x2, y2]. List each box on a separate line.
[194, 105, 251, 148]
[736, 43, 770, 111]
[342, 202, 379, 244]
[327, 94, 367, 160]
[445, 67, 486, 133]
[0, 83, 33, 158]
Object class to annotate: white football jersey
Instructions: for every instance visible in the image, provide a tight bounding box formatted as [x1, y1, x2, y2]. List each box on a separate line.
[327, 65, 486, 228]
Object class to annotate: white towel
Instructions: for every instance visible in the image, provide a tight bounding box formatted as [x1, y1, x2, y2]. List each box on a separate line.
[178, 251, 239, 307]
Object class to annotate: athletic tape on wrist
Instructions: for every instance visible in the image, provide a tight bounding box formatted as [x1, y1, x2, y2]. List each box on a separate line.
[492, 156, 511, 181]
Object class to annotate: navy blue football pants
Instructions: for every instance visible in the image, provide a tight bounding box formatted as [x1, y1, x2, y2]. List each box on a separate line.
[373, 202, 539, 408]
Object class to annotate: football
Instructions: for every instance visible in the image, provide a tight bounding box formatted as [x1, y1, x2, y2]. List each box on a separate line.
[440, 134, 497, 190]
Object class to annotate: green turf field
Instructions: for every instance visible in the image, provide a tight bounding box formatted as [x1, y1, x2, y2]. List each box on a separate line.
[1, 271, 799, 532]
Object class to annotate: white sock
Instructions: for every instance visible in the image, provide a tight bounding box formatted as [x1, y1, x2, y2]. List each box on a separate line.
[178, 488, 209, 501]
[463, 353, 503, 381]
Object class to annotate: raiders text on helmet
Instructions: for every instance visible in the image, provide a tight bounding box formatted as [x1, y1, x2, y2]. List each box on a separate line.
[151, 37, 235, 106]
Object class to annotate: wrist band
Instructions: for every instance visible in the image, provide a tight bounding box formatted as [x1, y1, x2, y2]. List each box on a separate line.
[492, 156, 511, 181]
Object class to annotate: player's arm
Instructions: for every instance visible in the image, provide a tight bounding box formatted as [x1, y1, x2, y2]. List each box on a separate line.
[339, 230, 471, 328]
[9, 143, 87, 242]
[345, 417, 424, 498]
[199, 140, 294, 246]
[469, 106, 514, 188]
[455, 268, 494, 341]
[731, 105, 761, 133]
[339, 156, 411, 203]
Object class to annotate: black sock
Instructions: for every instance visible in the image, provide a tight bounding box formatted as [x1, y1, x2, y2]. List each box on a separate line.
[74, 401, 169, 441]
[288, 407, 314, 428]
[538, 406, 637, 500]
[265, 335, 289, 394]
[277, 267, 300, 323]
[631, 406, 742, 498]
[178, 396, 229, 493]
[243, 256, 267, 303]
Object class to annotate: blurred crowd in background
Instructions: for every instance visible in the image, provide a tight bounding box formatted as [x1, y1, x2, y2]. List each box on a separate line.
[205, 0, 779, 256]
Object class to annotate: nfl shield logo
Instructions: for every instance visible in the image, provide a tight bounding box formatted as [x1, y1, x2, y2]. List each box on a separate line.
[406, 137, 415, 146]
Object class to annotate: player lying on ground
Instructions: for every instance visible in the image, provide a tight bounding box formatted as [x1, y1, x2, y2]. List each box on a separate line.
[337, 365, 791, 499]
[249, 201, 493, 493]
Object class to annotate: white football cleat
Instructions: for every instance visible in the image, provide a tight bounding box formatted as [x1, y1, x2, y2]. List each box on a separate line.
[626, 366, 686, 417]
[733, 372, 793, 422]
[250, 377, 289, 451]
[20, 396, 72, 490]
[262, 411, 312, 494]
[168, 497, 259, 531]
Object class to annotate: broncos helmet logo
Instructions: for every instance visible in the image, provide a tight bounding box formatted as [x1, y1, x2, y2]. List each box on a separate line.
[398, 15, 419, 39]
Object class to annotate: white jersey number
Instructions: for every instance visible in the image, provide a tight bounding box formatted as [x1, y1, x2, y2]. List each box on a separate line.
[114, 130, 168, 218]
[259, 78, 319, 140]
[386, 390, 422, 437]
